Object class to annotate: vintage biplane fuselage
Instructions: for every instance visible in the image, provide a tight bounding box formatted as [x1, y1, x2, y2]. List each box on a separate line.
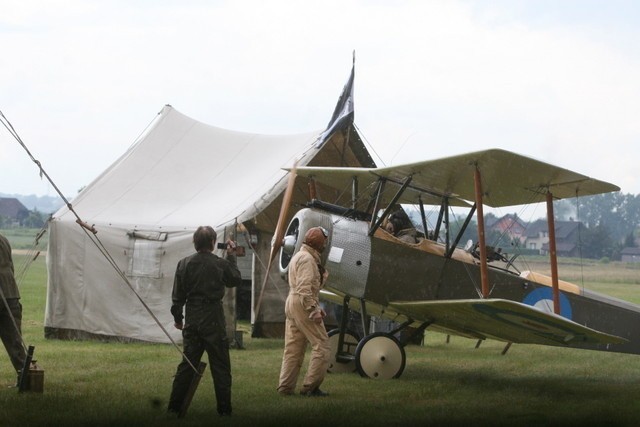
[280, 206, 640, 355]
[271, 149, 638, 379]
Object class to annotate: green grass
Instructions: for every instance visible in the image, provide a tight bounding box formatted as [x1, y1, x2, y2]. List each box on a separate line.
[0, 228, 48, 250]
[2, 255, 640, 426]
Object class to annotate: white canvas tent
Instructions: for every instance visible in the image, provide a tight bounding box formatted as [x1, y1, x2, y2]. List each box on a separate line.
[45, 70, 375, 342]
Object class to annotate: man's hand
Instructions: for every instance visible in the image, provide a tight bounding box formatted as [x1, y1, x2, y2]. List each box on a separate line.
[174, 322, 183, 330]
[309, 309, 325, 324]
[226, 239, 237, 255]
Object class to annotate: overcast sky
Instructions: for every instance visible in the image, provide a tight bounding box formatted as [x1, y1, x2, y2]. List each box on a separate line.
[2, 0, 639, 204]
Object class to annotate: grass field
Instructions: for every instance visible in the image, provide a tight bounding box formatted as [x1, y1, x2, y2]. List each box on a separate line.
[0, 228, 48, 250]
[2, 254, 640, 426]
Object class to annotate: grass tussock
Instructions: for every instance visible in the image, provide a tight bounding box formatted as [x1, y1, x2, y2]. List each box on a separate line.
[1, 255, 640, 426]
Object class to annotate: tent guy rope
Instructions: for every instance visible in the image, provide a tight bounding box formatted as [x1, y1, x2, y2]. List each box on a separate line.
[0, 109, 201, 376]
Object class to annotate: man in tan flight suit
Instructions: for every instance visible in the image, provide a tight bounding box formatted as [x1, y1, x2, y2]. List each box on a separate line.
[277, 226, 331, 397]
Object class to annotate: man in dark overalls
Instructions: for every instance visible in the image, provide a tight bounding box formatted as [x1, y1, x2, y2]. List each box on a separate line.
[0, 233, 26, 386]
[167, 226, 242, 416]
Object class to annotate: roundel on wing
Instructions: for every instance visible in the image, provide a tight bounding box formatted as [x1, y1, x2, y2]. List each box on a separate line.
[523, 287, 573, 320]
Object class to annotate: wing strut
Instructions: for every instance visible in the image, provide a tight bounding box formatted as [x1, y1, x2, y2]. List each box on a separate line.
[546, 191, 561, 314]
[418, 196, 429, 239]
[447, 203, 477, 259]
[352, 176, 358, 209]
[433, 198, 447, 242]
[474, 166, 490, 298]
[444, 200, 450, 251]
[368, 179, 386, 227]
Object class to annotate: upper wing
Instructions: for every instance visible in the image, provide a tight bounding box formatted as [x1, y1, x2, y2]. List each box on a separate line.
[291, 149, 619, 208]
[288, 165, 470, 207]
[389, 299, 627, 346]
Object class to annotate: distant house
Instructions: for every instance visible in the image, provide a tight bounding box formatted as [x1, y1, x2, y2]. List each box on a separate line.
[524, 218, 584, 257]
[486, 213, 527, 245]
[0, 197, 29, 225]
[621, 247, 640, 263]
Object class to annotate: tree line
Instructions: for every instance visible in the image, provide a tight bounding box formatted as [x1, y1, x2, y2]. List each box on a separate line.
[556, 192, 640, 259]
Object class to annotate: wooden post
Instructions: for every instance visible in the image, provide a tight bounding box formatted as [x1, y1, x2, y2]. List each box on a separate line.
[546, 191, 561, 315]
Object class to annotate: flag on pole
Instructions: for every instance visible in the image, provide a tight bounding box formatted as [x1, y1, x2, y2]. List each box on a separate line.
[317, 52, 355, 147]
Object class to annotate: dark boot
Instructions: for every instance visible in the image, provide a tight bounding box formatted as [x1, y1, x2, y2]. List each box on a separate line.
[301, 387, 329, 397]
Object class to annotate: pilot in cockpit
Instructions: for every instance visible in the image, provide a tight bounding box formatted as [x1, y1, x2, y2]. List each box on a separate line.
[384, 209, 418, 244]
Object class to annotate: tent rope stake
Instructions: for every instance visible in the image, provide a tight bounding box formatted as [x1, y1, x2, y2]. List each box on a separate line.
[0, 110, 201, 376]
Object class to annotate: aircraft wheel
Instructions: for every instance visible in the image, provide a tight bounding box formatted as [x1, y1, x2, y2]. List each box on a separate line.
[355, 332, 406, 379]
[327, 329, 359, 373]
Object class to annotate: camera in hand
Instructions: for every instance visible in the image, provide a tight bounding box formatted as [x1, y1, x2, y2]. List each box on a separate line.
[217, 242, 246, 256]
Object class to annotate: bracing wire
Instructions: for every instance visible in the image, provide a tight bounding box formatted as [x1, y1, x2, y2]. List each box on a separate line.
[449, 186, 553, 298]
[446, 206, 484, 298]
[0, 110, 201, 376]
[488, 187, 549, 277]
[14, 225, 48, 287]
[353, 123, 386, 167]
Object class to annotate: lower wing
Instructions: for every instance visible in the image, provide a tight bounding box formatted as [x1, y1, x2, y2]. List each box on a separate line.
[320, 289, 626, 346]
[389, 299, 627, 346]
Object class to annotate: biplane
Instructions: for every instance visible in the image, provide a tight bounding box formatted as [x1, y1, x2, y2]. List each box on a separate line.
[267, 148, 640, 380]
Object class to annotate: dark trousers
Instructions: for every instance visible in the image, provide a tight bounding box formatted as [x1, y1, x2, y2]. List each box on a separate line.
[168, 325, 232, 415]
[0, 298, 26, 373]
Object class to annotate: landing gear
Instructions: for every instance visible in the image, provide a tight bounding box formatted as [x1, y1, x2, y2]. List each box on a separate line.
[355, 332, 406, 379]
[327, 329, 359, 373]
[329, 296, 421, 379]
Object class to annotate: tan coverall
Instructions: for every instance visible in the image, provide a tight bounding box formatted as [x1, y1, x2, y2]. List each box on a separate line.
[277, 243, 331, 395]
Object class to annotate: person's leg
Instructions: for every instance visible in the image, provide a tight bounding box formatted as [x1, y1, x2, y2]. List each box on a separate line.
[277, 316, 307, 395]
[0, 299, 26, 373]
[298, 320, 330, 394]
[204, 330, 233, 415]
[168, 330, 205, 413]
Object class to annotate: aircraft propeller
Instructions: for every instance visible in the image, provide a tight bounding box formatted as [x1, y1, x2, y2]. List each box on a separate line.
[253, 164, 298, 319]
